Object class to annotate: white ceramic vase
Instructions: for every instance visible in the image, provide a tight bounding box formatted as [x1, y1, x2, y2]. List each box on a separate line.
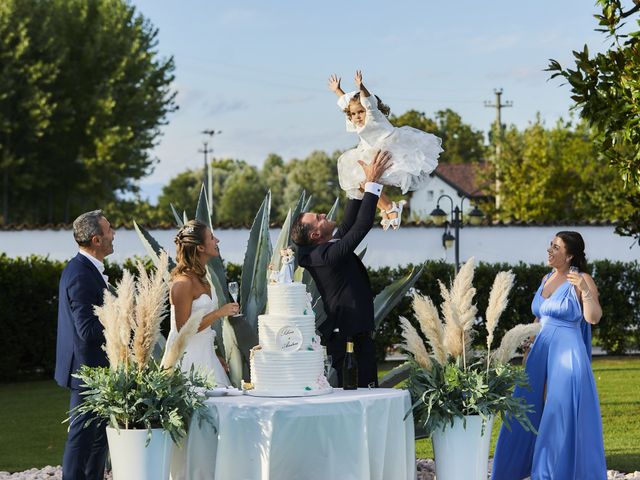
[431, 415, 494, 480]
[106, 427, 173, 480]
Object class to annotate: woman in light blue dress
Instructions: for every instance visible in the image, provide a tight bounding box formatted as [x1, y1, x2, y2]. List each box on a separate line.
[492, 231, 606, 480]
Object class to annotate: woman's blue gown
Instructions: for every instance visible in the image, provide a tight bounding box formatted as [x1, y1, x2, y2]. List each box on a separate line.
[491, 275, 607, 480]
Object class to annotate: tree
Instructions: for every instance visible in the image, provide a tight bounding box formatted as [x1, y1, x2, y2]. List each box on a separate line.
[217, 166, 267, 226]
[156, 169, 203, 220]
[547, 0, 640, 241]
[103, 196, 162, 227]
[262, 153, 287, 222]
[0, 0, 176, 224]
[282, 150, 345, 217]
[486, 116, 634, 222]
[391, 109, 486, 164]
[0, 0, 59, 224]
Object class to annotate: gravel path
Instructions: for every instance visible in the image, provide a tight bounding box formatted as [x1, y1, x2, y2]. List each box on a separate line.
[1, 462, 638, 479]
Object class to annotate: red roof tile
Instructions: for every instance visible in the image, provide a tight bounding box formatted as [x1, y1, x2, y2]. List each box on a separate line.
[432, 162, 491, 198]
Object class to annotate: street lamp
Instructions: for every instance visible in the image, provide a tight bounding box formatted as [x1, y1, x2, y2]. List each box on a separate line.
[430, 194, 484, 273]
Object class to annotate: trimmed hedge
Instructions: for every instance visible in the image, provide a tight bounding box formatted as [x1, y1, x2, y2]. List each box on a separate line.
[0, 254, 638, 381]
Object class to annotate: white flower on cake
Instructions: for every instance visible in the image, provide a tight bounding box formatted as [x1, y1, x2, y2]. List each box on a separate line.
[304, 292, 314, 315]
[308, 335, 322, 351]
[316, 374, 331, 389]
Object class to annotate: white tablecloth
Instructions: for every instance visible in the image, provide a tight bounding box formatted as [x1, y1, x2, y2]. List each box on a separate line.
[174, 388, 416, 480]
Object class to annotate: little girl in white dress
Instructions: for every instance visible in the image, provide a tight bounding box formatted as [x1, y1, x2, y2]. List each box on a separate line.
[329, 71, 443, 229]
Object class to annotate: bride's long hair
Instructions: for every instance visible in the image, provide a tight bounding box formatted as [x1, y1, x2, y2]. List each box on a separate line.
[171, 220, 209, 286]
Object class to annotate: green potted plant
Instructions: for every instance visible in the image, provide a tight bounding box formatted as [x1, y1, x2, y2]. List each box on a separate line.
[399, 257, 541, 480]
[71, 252, 213, 480]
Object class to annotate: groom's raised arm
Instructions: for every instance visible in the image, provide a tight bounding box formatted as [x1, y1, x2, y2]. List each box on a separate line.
[323, 191, 379, 265]
[333, 198, 362, 239]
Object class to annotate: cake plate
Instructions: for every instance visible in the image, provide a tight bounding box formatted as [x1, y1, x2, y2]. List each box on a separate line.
[245, 386, 333, 398]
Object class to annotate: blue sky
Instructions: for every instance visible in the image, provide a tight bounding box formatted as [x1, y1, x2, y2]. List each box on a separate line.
[131, 0, 605, 202]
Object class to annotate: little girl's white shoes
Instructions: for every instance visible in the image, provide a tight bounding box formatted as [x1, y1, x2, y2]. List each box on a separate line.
[380, 200, 407, 231]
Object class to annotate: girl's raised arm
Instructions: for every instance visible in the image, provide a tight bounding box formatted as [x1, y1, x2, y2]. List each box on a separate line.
[328, 74, 345, 97]
[355, 70, 371, 98]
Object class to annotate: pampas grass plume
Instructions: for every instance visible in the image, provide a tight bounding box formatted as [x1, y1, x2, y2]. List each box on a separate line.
[114, 270, 135, 364]
[161, 307, 201, 370]
[94, 289, 124, 369]
[440, 279, 464, 359]
[132, 252, 169, 370]
[450, 257, 477, 355]
[412, 292, 447, 364]
[399, 316, 432, 371]
[492, 323, 542, 364]
[485, 271, 515, 351]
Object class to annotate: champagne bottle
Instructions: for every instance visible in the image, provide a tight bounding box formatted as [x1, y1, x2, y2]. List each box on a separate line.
[342, 339, 358, 390]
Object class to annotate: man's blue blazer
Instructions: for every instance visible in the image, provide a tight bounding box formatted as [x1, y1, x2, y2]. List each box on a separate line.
[55, 253, 109, 389]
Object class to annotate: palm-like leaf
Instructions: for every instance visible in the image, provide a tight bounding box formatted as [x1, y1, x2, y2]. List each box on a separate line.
[302, 194, 313, 212]
[379, 362, 411, 388]
[193, 184, 229, 303]
[270, 208, 294, 278]
[373, 264, 424, 331]
[326, 197, 339, 220]
[133, 221, 175, 270]
[239, 191, 272, 331]
[170, 204, 183, 227]
[194, 184, 210, 226]
[292, 190, 306, 221]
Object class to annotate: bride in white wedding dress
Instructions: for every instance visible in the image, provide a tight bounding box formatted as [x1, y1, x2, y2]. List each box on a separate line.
[166, 220, 239, 388]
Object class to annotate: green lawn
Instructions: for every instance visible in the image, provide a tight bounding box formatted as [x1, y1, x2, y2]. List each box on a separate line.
[0, 357, 638, 473]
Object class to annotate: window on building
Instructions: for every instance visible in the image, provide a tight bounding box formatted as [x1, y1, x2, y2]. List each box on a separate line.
[427, 190, 434, 201]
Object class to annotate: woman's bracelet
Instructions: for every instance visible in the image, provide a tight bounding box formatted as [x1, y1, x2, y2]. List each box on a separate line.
[582, 288, 594, 300]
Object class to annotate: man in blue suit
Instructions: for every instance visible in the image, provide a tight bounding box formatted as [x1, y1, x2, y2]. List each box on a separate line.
[55, 210, 114, 480]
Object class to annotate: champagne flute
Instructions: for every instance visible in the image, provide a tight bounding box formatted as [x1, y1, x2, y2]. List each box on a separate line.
[228, 282, 240, 317]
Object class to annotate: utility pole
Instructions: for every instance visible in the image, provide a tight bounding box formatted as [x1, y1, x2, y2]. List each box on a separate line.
[199, 129, 221, 216]
[484, 89, 512, 211]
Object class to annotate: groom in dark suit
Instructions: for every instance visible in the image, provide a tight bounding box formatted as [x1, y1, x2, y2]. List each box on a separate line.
[55, 210, 114, 480]
[292, 150, 392, 388]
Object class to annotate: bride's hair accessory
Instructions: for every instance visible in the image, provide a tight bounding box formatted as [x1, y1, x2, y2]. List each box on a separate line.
[175, 223, 201, 245]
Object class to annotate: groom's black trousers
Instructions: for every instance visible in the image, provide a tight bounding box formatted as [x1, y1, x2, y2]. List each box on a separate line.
[326, 330, 378, 388]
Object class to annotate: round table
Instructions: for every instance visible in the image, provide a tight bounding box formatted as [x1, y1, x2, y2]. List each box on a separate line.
[173, 388, 416, 480]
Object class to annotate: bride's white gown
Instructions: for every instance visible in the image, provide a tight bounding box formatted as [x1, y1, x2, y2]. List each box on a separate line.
[166, 293, 230, 387]
[168, 293, 231, 480]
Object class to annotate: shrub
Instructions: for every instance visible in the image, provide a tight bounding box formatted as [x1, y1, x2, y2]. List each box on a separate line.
[0, 255, 637, 381]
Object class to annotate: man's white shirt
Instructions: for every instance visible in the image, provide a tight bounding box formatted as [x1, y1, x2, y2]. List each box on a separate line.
[78, 250, 109, 286]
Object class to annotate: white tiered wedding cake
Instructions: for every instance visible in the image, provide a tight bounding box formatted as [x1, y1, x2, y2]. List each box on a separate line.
[247, 251, 332, 397]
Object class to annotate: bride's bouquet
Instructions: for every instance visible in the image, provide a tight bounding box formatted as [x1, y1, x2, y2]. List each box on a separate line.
[70, 252, 213, 444]
[401, 257, 541, 436]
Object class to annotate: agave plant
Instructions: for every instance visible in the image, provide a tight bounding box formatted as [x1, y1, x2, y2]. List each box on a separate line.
[134, 183, 422, 387]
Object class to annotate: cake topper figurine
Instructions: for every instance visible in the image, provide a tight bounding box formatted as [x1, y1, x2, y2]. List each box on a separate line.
[268, 264, 280, 284]
[279, 247, 295, 283]
[268, 247, 296, 284]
